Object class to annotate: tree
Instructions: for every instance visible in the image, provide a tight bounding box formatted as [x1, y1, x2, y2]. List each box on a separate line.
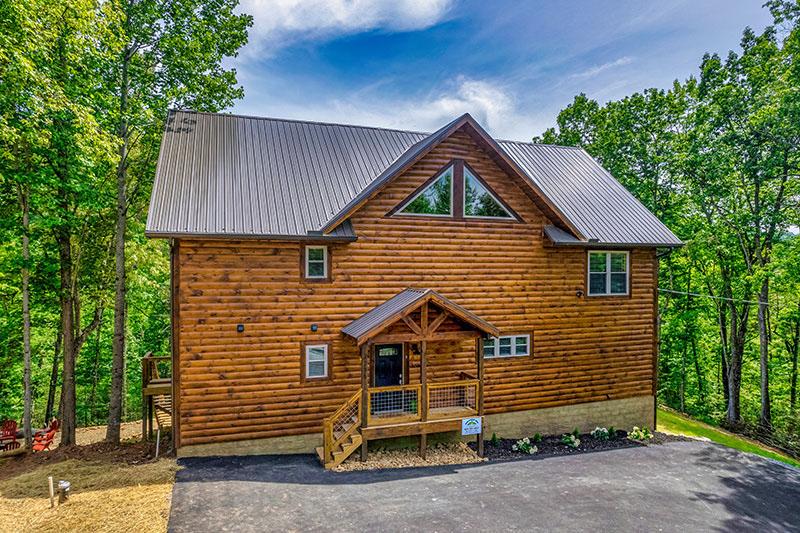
[102, 0, 251, 444]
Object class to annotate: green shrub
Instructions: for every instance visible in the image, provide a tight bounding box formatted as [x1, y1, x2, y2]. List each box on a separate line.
[572, 427, 580, 438]
[627, 426, 653, 441]
[532, 432, 542, 443]
[511, 437, 538, 454]
[590, 427, 610, 440]
[561, 433, 581, 448]
[490, 432, 500, 446]
[608, 426, 616, 439]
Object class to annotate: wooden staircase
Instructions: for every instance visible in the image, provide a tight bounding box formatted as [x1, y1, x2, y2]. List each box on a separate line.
[316, 390, 362, 469]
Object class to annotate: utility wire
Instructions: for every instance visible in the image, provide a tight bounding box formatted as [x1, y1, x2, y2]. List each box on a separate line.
[658, 288, 767, 306]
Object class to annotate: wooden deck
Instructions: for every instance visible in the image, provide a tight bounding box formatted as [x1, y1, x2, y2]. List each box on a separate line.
[142, 353, 172, 441]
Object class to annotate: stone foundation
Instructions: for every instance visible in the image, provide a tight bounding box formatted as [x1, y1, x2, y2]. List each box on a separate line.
[177, 395, 655, 457]
[484, 395, 655, 439]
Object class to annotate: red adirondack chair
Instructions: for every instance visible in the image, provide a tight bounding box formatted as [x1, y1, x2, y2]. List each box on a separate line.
[0, 420, 18, 451]
[32, 419, 59, 452]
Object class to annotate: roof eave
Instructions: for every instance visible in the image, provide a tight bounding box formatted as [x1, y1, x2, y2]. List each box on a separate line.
[144, 230, 358, 243]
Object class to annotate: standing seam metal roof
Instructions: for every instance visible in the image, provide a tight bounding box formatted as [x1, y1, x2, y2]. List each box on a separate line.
[146, 110, 681, 246]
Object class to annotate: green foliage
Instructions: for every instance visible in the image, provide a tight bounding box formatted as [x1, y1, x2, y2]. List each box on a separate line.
[0, 0, 249, 429]
[536, 3, 800, 450]
[532, 432, 542, 443]
[511, 437, 538, 454]
[627, 426, 653, 441]
[590, 427, 610, 440]
[561, 433, 581, 448]
[490, 432, 500, 446]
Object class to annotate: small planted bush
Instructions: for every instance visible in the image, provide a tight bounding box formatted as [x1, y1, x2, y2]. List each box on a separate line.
[532, 432, 542, 443]
[590, 427, 610, 440]
[608, 426, 616, 439]
[627, 426, 653, 441]
[490, 432, 500, 446]
[561, 433, 581, 448]
[511, 437, 538, 454]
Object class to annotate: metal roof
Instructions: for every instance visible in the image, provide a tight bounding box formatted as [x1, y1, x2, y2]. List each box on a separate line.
[147, 110, 681, 247]
[341, 288, 500, 343]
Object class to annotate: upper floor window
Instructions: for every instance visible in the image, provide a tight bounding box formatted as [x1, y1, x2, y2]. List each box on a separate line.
[305, 245, 328, 279]
[392, 160, 517, 221]
[397, 165, 453, 216]
[463, 167, 513, 219]
[588, 251, 629, 296]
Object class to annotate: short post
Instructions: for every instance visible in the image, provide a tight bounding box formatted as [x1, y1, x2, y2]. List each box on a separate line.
[48, 476, 55, 509]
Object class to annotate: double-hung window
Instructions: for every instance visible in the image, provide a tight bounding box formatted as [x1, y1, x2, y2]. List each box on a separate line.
[484, 334, 530, 358]
[305, 245, 328, 279]
[305, 344, 329, 379]
[588, 251, 629, 296]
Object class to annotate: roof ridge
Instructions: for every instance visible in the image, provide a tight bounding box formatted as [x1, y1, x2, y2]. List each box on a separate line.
[169, 108, 582, 150]
[169, 108, 430, 137]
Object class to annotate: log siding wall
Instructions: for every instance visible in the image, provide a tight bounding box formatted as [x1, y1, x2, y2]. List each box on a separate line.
[175, 131, 657, 447]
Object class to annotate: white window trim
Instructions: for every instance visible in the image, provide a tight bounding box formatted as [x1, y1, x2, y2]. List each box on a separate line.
[305, 245, 328, 279]
[484, 334, 531, 359]
[305, 344, 329, 379]
[462, 166, 514, 220]
[396, 165, 454, 217]
[587, 250, 630, 296]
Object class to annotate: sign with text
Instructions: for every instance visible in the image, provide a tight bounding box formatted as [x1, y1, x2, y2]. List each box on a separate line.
[461, 417, 482, 436]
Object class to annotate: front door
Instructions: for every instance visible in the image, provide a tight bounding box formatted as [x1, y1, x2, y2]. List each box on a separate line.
[373, 344, 403, 387]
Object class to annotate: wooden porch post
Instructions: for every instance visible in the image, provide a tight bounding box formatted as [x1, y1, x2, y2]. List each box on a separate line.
[360, 343, 369, 461]
[476, 336, 485, 457]
[419, 339, 428, 458]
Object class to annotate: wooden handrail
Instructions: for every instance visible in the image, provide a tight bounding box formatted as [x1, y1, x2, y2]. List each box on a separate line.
[323, 389, 362, 463]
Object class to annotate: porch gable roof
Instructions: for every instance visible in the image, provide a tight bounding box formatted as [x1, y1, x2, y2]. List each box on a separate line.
[341, 288, 500, 345]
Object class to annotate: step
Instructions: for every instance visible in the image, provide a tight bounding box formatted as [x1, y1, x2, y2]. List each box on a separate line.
[331, 434, 363, 464]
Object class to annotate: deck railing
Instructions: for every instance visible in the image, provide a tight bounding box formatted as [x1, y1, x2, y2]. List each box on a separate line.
[322, 390, 361, 463]
[427, 379, 479, 419]
[367, 384, 422, 425]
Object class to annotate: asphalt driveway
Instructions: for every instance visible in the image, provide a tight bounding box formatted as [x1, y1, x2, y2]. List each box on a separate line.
[169, 441, 800, 532]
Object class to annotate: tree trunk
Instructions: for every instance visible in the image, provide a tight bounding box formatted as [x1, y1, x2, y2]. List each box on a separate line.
[18, 184, 33, 448]
[691, 336, 705, 402]
[788, 302, 799, 412]
[107, 51, 130, 445]
[726, 301, 748, 426]
[758, 278, 771, 430]
[45, 326, 62, 425]
[56, 228, 77, 446]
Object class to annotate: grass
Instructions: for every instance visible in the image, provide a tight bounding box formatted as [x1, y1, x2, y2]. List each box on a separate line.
[657, 407, 800, 469]
[0, 458, 179, 532]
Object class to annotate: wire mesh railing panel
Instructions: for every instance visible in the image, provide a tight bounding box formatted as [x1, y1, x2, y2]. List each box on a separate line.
[370, 388, 420, 420]
[332, 401, 359, 439]
[428, 383, 477, 411]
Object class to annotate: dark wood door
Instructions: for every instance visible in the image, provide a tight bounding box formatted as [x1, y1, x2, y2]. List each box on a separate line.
[374, 344, 403, 387]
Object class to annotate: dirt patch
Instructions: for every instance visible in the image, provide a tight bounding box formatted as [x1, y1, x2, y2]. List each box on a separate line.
[334, 442, 485, 471]
[0, 425, 171, 482]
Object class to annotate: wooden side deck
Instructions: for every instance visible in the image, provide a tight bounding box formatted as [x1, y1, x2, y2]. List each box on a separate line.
[142, 353, 172, 441]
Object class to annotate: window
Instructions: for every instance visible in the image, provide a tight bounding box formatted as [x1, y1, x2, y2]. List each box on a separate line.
[484, 334, 530, 358]
[588, 251, 629, 296]
[397, 165, 453, 216]
[305, 344, 328, 379]
[305, 245, 328, 279]
[464, 167, 513, 219]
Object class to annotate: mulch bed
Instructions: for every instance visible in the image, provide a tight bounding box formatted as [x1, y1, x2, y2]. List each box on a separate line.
[469, 430, 692, 461]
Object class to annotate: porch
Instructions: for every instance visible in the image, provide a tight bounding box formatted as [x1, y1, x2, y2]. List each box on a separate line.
[319, 288, 499, 469]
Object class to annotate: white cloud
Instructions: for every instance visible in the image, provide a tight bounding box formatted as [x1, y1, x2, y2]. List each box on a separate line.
[238, 0, 453, 54]
[570, 56, 633, 80]
[237, 77, 525, 137]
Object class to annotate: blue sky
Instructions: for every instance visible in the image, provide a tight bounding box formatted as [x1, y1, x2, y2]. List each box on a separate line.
[230, 0, 772, 140]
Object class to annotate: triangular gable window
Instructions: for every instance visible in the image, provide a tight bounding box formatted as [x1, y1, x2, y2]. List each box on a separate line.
[463, 167, 514, 219]
[392, 160, 517, 221]
[397, 165, 453, 216]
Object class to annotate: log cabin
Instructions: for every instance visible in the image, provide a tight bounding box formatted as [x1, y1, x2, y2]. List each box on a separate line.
[146, 110, 681, 467]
